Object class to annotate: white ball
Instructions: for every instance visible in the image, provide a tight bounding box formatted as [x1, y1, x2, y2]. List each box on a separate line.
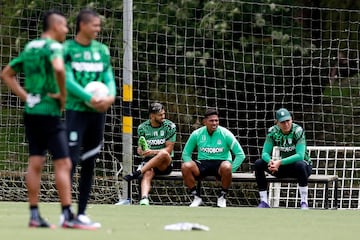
[84, 81, 109, 98]
[84, 81, 109, 107]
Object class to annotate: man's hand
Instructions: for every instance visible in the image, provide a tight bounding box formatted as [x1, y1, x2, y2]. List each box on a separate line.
[90, 96, 115, 112]
[48, 93, 66, 111]
[268, 159, 281, 173]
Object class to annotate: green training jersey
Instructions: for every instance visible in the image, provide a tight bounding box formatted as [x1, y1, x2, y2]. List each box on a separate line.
[182, 126, 246, 172]
[9, 38, 64, 116]
[138, 119, 177, 157]
[262, 123, 311, 165]
[63, 39, 116, 112]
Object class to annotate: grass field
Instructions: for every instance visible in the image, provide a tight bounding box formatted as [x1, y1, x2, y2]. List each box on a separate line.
[0, 202, 359, 240]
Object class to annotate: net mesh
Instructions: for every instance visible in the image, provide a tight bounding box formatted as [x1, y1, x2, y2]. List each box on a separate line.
[1, 1, 360, 208]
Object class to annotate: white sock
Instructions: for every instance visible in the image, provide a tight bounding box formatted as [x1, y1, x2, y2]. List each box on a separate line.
[259, 191, 268, 203]
[299, 186, 308, 203]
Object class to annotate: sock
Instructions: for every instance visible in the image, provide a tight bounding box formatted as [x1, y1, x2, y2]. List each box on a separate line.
[299, 186, 308, 203]
[141, 195, 148, 199]
[133, 170, 142, 177]
[61, 205, 74, 221]
[190, 186, 198, 197]
[30, 205, 39, 219]
[259, 191, 268, 203]
[219, 188, 228, 198]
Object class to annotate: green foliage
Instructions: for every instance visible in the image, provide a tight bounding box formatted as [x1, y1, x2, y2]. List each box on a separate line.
[322, 76, 360, 144]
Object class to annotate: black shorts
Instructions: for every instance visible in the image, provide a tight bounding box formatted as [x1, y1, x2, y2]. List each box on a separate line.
[66, 110, 105, 163]
[24, 113, 69, 160]
[195, 160, 225, 178]
[142, 157, 173, 175]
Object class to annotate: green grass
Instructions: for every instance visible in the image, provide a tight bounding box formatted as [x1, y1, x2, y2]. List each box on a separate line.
[1, 202, 359, 240]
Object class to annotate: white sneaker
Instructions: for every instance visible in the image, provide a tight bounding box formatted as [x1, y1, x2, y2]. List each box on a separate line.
[59, 214, 65, 226]
[77, 214, 102, 228]
[189, 196, 203, 207]
[137, 161, 146, 171]
[217, 196, 226, 208]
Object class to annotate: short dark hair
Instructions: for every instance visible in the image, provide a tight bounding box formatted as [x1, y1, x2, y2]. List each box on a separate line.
[76, 8, 99, 33]
[42, 9, 65, 32]
[204, 108, 218, 118]
[149, 102, 164, 114]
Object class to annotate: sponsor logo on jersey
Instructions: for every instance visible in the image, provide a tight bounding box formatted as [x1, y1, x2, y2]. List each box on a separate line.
[93, 52, 101, 60]
[160, 130, 165, 137]
[71, 62, 104, 72]
[147, 138, 166, 146]
[200, 147, 224, 154]
[84, 51, 91, 60]
[279, 146, 296, 152]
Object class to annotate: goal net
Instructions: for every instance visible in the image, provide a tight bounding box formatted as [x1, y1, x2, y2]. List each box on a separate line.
[1, 1, 360, 209]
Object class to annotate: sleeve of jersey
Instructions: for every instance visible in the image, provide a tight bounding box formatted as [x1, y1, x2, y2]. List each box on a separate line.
[49, 42, 64, 61]
[104, 65, 116, 97]
[230, 138, 246, 173]
[65, 64, 92, 102]
[9, 56, 23, 73]
[102, 45, 116, 96]
[281, 143, 306, 165]
[182, 132, 197, 162]
[261, 136, 273, 163]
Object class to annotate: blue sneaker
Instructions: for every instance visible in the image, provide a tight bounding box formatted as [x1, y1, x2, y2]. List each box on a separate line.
[257, 201, 270, 208]
[300, 202, 309, 210]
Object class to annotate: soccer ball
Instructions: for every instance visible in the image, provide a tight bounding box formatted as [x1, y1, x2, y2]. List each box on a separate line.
[84, 81, 109, 106]
[84, 81, 109, 98]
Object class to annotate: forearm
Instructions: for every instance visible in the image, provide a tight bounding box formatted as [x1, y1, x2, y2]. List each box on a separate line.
[54, 69, 66, 97]
[281, 144, 306, 165]
[232, 153, 245, 172]
[261, 141, 273, 163]
[231, 143, 246, 172]
[65, 70, 92, 102]
[104, 67, 116, 96]
[1, 66, 27, 101]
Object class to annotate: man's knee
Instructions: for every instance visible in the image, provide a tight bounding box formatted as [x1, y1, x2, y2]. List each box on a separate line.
[294, 161, 308, 172]
[158, 149, 170, 159]
[219, 161, 232, 174]
[181, 161, 193, 172]
[254, 159, 267, 170]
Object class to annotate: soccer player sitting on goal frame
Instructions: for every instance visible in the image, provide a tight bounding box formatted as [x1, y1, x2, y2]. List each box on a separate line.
[123, 102, 177, 206]
[254, 108, 312, 209]
[181, 108, 246, 208]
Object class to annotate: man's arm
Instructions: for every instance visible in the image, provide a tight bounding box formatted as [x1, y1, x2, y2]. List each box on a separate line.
[90, 60, 116, 112]
[182, 133, 197, 162]
[52, 57, 66, 110]
[230, 139, 246, 173]
[65, 64, 92, 102]
[0, 65, 27, 102]
[145, 141, 175, 157]
[280, 143, 306, 165]
[261, 137, 273, 163]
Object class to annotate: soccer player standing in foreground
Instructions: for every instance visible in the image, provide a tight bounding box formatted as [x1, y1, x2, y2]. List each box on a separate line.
[123, 102, 176, 205]
[63, 9, 116, 227]
[0, 10, 94, 229]
[254, 108, 312, 209]
[181, 108, 246, 208]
